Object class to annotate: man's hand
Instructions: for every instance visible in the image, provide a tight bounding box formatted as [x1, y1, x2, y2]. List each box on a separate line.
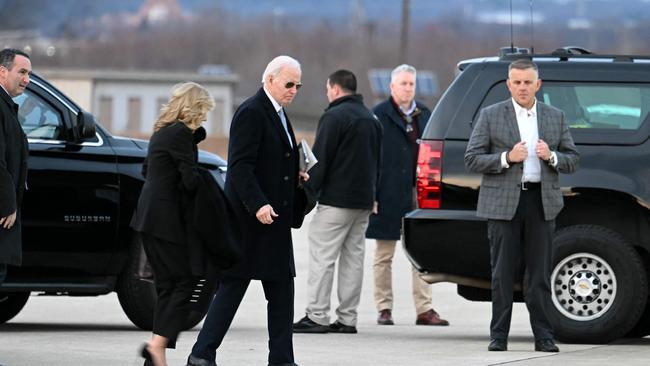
[0, 211, 17, 229]
[256, 204, 278, 224]
[508, 141, 528, 163]
[536, 139, 551, 161]
[298, 171, 310, 182]
[372, 201, 378, 214]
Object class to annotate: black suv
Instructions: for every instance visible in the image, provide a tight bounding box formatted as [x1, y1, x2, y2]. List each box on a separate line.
[0, 73, 227, 330]
[404, 47, 650, 343]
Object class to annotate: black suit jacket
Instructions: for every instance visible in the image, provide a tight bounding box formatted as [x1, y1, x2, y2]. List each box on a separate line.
[224, 88, 305, 281]
[131, 122, 200, 244]
[0, 88, 28, 266]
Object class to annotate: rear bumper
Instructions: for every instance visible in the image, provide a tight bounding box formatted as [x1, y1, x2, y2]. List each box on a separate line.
[403, 209, 491, 281]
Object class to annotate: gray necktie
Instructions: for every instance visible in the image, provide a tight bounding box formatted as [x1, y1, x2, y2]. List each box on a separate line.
[278, 108, 293, 147]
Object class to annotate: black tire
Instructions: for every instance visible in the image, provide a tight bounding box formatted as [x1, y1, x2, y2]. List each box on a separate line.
[626, 254, 650, 338]
[0, 292, 30, 323]
[548, 225, 647, 343]
[116, 234, 210, 331]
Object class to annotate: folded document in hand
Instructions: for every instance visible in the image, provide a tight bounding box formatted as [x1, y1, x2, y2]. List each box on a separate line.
[298, 139, 318, 172]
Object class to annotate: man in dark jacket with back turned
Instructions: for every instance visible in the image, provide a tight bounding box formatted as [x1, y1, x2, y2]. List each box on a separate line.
[0, 48, 30, 288]
[293, 69, 382, 334]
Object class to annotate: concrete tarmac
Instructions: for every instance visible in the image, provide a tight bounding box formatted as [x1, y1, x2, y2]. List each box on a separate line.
[1, 213, 648, 365]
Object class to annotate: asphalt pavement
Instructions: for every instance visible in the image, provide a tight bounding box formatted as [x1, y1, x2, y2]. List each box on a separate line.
[1, 213, 649, 365]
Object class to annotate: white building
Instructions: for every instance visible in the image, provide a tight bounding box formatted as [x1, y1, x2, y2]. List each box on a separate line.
[38, 68, 238, 136]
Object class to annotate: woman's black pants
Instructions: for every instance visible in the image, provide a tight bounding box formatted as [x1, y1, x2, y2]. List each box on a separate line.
[141, 233, 197, 349]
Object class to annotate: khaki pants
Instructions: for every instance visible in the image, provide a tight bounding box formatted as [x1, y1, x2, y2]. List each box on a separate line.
[373, 239, 432, 315]
[305, 204, 371, 326]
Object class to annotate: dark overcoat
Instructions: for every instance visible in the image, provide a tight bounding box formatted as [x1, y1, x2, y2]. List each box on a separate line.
[131, 122, 201, 245]
[224, 88, 304, 281]
[366, 98, 431, 240]
[0, 88, 28, 265]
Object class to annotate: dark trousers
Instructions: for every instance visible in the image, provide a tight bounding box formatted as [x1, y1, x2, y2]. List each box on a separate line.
[191, 276, 295, 365]
[142, 233, 197, 349]
[0, 263, 6, 285]
[487, 187, 555, 341]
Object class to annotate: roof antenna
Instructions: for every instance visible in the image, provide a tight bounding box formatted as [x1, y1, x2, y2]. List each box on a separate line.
[509, 0, 514, 52]
[529, 0, 535, 54]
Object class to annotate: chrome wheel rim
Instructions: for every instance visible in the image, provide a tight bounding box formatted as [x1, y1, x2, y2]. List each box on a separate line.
[551, 252, 616, 321]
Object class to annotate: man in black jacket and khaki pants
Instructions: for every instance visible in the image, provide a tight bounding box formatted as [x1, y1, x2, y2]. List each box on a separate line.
[293, 69, 382, 334]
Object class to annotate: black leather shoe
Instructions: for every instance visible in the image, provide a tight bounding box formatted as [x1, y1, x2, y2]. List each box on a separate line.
[535, 339, 559, 352]
[140, 343, 153, 366]
[186, 354, 217, 366]
[292, 315, 329, 333]
[488, 338, 507, 351]
[329, 321, 357, 334]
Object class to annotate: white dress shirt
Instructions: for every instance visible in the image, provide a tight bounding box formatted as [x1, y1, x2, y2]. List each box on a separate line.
[263, 87, 292, 147]
[500, 98, 558, 181]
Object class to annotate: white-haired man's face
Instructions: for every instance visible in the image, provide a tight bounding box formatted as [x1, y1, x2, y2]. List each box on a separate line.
[390, 71, 416, 107]
[266, 67, 302, 107]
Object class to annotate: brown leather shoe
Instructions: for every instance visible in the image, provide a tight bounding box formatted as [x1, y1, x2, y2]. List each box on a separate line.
[415, 309, 449, 326]
[377, 309, 394, 325]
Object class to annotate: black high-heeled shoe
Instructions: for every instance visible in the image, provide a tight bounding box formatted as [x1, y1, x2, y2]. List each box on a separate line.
[140, 343, 153, 366]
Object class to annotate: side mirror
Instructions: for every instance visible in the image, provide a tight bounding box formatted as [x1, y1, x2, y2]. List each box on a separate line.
[77, 110, 97, 140]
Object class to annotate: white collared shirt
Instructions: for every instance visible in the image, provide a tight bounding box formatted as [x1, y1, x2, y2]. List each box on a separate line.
[501, 99, 559, 175]
[512, 98, 541, 182]
[399, 100, 417, 116]
[263, 87, 292, 147]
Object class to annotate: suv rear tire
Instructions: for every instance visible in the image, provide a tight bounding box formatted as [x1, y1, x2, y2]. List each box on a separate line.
[0, 292, 30, 324]
[116, 234, 210, 330]
[116, 235, 157, 330]
[548, 225, 647, 343]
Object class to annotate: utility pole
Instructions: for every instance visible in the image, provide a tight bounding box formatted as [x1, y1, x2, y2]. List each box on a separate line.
[399, 0, 410, 62]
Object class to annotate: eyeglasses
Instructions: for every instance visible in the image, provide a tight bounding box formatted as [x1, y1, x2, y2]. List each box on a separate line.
[284, 81, 302, 90]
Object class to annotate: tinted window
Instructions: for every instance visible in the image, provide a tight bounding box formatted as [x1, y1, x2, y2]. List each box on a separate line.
[14, 89, 64, 140]
[543, 84, 650, 130]
[479, 82, 650, 131]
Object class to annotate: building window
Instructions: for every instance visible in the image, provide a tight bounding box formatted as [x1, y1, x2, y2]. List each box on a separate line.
[128, 97, 142, 132]
[99, 96, 113, 131]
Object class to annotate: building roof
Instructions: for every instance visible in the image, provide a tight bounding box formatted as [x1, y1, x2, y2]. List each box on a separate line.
[37, 68, 239, 84]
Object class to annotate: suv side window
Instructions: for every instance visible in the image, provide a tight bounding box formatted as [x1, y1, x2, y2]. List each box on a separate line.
[478, 81, 650, 143]
[14, 89, 64, 140]
[543, 84, 650, 130]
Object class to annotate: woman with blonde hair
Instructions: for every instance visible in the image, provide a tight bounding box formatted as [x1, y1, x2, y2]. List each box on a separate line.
[131, 82, 215, 366]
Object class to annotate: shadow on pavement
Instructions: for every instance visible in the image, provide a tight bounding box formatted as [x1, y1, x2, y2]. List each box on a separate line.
[0, 322, 141, 333]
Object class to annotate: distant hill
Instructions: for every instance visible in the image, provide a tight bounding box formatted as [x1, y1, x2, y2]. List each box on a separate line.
[2, 0, 650, 36]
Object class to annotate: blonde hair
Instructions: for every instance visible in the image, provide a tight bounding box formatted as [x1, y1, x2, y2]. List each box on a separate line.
[154, 82, 215, 132]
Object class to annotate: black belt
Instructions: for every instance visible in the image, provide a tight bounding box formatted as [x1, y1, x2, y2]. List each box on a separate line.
[521, 182, 541, 190]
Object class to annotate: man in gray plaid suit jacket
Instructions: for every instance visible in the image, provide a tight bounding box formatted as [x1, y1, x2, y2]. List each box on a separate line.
[465, 59, 580, 353]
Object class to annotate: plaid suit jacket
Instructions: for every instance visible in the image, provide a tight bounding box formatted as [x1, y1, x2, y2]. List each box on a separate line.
[464, 99, 580, 221]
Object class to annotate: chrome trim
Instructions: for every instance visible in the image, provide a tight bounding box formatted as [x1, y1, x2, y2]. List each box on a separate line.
[27, 132, 104, 147]
[29, 78, 78, 115]
[27, 138, 65, 145]
[80, 133, 104, 147]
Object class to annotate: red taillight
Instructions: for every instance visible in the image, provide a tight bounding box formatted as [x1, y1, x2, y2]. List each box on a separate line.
[416, 140, 443, 209]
